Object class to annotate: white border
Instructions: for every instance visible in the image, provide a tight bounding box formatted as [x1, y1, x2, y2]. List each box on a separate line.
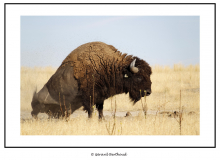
[5, 4, 215, 147]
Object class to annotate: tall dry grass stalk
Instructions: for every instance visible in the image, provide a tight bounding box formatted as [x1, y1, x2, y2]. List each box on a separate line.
[173, 90, 184, 135]
[140, 90, 148, 119]
[21, 113, 199, 135]
[105, 96, 117, 135]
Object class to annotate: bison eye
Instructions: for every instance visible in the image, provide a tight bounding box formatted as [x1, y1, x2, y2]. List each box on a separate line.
[124, 74, 128, 78]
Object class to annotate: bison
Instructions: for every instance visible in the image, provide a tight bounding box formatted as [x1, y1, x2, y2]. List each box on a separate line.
[31, 42, 152, 119]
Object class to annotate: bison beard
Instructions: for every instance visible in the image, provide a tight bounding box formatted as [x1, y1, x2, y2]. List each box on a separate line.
[31, 42, 152, 119]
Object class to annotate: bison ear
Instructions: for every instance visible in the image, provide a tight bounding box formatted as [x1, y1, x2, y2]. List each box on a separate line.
[130, 59, 139, 73]
[124, 74, 128, 78]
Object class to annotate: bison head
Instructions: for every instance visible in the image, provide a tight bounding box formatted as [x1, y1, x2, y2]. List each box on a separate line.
[123, 58, 152, 103]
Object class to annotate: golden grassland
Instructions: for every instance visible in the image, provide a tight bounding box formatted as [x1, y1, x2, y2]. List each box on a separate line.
[20, 64, 200, 135]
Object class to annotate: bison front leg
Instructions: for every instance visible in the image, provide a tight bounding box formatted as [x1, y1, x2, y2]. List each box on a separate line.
[87, 107, 94, 118]
[82, 100, 94, 118]
[96, 103, 105, 120]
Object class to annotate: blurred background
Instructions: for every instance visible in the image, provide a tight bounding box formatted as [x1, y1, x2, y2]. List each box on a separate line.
[20, 16, 199, 67]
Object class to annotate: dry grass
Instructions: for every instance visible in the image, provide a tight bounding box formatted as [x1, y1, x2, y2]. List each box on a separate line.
[20, 64, 200, 135]
[20, 113, 199, 135]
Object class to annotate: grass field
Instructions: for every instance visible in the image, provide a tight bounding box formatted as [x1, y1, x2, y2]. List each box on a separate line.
[20, 64, 200, 135]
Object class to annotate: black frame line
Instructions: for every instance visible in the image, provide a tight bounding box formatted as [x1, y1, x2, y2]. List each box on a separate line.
[4, 3, 216, 148]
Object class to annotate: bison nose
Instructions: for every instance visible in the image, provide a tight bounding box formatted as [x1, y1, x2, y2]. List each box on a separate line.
[145, 89, 151, 96]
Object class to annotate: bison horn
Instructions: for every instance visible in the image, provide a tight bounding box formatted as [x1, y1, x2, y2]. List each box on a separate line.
[130, 59, 139, 73]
